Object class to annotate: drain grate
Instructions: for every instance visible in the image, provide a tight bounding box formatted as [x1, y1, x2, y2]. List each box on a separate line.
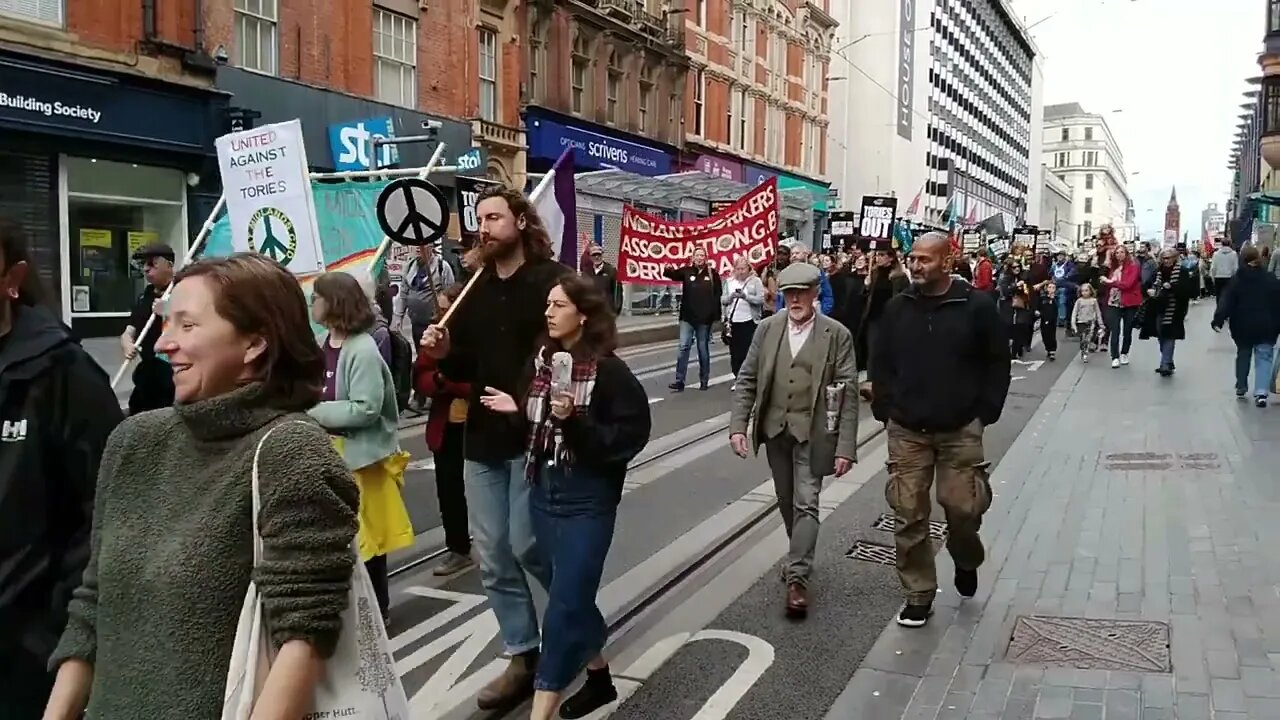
[1103, 451, 1221, 472]
[871, 513, 950, 542]
[845, 540, 897, 566]
[1006, 615, 1172, 673]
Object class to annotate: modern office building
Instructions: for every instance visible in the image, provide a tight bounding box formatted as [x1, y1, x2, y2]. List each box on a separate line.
[827, 0, 1040, 230]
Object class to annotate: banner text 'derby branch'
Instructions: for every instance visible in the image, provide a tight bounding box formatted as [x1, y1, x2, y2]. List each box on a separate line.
[618, 178, 779, 283]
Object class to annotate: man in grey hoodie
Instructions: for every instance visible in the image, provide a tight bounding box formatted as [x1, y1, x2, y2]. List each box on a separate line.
[394, 243, 455, 411]
[1211, 241, 1239, 304]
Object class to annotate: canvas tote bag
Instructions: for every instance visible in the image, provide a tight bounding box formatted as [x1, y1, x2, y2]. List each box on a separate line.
[222, 422, 410, 719]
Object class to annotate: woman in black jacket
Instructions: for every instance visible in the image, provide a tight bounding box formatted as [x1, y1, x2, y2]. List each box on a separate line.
[0, 221, 123, 716]
[481, 274, 652, 720]
[1212, 246, 1280, 406]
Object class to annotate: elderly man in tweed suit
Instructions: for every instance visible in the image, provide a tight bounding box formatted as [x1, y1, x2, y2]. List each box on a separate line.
[730, 261, 859, 618]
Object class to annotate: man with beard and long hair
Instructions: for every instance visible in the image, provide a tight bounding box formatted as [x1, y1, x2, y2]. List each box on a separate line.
[420, 186, 572, 710]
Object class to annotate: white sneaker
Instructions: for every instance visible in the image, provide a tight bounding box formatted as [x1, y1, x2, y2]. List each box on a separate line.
[1082, 354, 1089, 363]
[1120, 354, 1130, 366]
[1111, 358, 1120, 369]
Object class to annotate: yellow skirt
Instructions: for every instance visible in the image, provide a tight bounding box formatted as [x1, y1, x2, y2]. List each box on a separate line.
[331, 437, 415, 562]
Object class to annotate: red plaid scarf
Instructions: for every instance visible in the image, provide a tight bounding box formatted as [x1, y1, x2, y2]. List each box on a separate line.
[524, 349, 598, 481]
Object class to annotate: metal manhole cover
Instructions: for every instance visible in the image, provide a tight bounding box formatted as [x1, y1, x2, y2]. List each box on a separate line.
[1181, 461, 1221, 470]
[1179, 452, 1219, 461]
[871, 513, 949, 542]
[1104, 452, 1172, 462]
[845, 540, 897, 566]
[1006, 615, 1171, 672]
[1104, 461, 1174, 471]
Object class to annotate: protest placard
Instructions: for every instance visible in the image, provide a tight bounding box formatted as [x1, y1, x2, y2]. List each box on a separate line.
[618, 177, 779, 283]
[215, 119, 325, 275]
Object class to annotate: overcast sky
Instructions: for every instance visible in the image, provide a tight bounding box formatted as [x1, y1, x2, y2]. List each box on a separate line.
[1012, 0, 1260, 240]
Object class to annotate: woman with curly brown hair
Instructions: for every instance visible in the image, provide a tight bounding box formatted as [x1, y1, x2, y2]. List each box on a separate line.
[481, 274, 652, 720]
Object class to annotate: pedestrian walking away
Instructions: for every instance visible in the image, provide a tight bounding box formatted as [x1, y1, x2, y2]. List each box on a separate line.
[869, 231, 1011, 628]
[1211, 245, 1280, 407]
[730, 261, 859, 619]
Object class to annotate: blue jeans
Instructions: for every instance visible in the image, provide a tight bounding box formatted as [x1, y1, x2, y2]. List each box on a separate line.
[1158, 338, 1177, 370]
[1105, 306, 1137, 360]
[530, 464, 617, 691]
[1056, 287, 1071, 325]
[464, 457, 551, 654]
[675, 321, 711, 386]
[1236, 342, 1276, 397]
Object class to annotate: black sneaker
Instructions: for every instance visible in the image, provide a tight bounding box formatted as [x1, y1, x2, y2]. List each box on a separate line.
[896, 602, 933, 627]
[1256, 396, 1269, 408]
[559, 667, 618, 719]
[668, 382, 685, 393]
[1047, 352, 1056, 361]
[1236, 389, 1247, 400]
[699, 382, 709, 391]
[955, 568, 978, 598]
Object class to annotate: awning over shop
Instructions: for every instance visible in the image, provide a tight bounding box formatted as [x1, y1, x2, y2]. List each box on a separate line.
[657, 171, 813, 221]
[569, 169, 810, 223]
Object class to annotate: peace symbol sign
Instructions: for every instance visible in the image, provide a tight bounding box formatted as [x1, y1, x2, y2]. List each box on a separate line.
[376, 177, 449, 246]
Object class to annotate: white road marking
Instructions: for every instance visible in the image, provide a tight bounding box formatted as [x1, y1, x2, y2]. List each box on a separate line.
[649, 397, 664, 405]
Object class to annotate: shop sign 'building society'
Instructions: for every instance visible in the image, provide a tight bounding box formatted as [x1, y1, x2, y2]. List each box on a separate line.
[0, 49, 228, 337]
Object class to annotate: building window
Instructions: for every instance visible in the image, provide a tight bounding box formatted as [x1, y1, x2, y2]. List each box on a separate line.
[1053, 151, 1069, 168]
[1084, 126, 1093, 141]
[1082, 150, 1098, 166]
[1, 0, 63, 26]
[373, 9, 417, 108]
[606, 52, 623, 124]
[527, 9, 543, 102]
[1270, 0, 1280, 34]
[477, 28, 499, 122]
[1263, 77, 1280, 135]
[730, 88, 750, 151]
[693, 69, 706, 136]
[63, 157, 187, 316]
[695, 0, 705, 27]
[571, 34, 590, 115]
[1082, 221, 1092, 238]
[1060, 127, 1068, 142]
[1084, 197, 1093, 214]
[234, 0, 278, 75]
[639, 66, 654, 134]
[1085, 173, 1094, 190]
[732, 8, 750, 52]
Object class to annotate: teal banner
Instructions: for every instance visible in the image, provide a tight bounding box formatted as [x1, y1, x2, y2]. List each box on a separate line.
[204, 179, 394, 278]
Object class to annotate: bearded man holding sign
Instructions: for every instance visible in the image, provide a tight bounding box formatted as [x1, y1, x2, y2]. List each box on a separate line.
[419, 185, 571, 709]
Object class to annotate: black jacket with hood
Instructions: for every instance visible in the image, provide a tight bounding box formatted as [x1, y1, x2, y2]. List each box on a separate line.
[0, 304, 123, 706]
[870, 279, 1012, 433]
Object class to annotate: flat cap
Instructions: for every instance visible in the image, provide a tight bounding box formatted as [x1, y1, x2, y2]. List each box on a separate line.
[131, 242, 175, 262]
[777, 262, 822, 291]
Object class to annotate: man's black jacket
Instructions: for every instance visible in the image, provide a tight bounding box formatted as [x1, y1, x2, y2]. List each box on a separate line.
[870, 279, 1011, 432]
[0, 305, 123, 705]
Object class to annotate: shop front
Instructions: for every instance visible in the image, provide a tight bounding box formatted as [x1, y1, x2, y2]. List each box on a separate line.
[0, 49, 229, 337]
[686, 153, 745, 183]
[523, 106, 675, 178]
[215, 68, 475, 178]
[744, 164, 831, 248]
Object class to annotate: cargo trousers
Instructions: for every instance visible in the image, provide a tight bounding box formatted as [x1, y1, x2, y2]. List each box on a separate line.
[884, 419, 994, 605]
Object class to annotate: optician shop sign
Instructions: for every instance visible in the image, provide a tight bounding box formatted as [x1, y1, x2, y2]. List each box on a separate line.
[0, 52, 216, 151]
[527, 114, 671, 176]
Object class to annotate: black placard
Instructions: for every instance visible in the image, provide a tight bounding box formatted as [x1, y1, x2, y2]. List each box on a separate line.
[376, 178, 450, 246]
[454, 176, 502, 248]
[829, 210, 857, 251]
[857, 195, 898, 251]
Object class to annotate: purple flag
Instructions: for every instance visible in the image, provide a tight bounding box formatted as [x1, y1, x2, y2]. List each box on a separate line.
[532, 149, 578, 268]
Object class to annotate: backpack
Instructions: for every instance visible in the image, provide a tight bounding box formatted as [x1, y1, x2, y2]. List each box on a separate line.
[387, 331, 414, 412]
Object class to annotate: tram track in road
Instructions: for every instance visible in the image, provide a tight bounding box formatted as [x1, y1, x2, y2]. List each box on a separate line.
[388, 413, 736, 581]
[480, 419, 889, 720]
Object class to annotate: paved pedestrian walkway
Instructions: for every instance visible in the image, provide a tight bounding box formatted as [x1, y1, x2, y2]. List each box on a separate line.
[826, 305, 1280, 720]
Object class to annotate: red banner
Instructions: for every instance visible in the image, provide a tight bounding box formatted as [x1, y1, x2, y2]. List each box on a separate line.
[618, 178, 779, 283]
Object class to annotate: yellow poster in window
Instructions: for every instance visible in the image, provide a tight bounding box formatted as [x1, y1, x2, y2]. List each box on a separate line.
[127, 231, 158, 256]
[79, 228, 113, 248]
